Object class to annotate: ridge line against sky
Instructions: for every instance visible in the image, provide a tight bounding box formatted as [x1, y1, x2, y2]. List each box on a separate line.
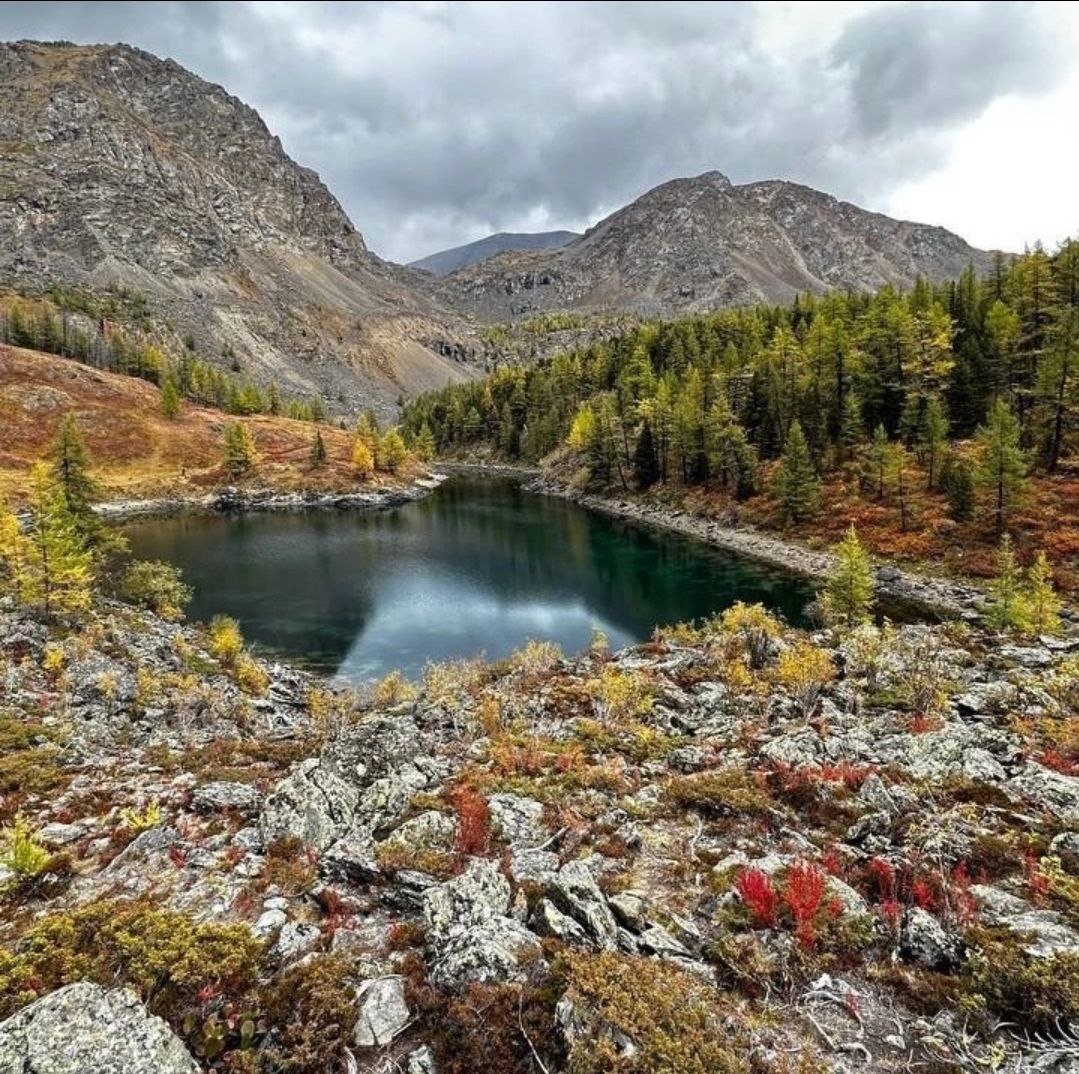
[1, 0, 1077, 263]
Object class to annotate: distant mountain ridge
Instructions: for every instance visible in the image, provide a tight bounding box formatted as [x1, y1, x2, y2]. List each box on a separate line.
[0, 40, 477, 415]
[434, 170, 994, 321]
[410, 231, 580, 276]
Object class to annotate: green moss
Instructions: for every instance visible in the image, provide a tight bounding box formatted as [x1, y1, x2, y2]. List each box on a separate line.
[964, 925, 1079, 1032]
[663, 769, 777, 819]
[562, 951, 750, 1074]
[0, 900, 262, 1024]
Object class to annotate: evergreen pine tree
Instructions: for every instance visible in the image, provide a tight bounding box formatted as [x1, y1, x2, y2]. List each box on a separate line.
[633, 420, 659, 489]
[868, 424, 889, 500]
[50, 415, 98, 521]
[839, 391, 863, 462]
[777, 420, 819, 523]
[268, 381, 281, 416]
[920, 395, 949, 490]
[825, 525, 875, 627]
[976, 398, 1026, 537]
[942, 452, 975, 522]
[414, 423, 437, 463]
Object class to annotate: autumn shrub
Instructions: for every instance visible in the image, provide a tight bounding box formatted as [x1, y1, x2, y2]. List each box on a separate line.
[410, 979, 565, 1074]
[718, 602, 782, 669]
[118, 800, 162, 833]
[0, 815, 49, 880]
[510, 638, 563, 675]
[587, 666, 655, 722]
[207, 614, 244, 666]
[120, 559, 193, 620]
[449, 784, 491, 856]
[664, 769, 776, 819]
[782, 860, 827, 950]
[257, 954, 357, 1074]
[773, 642, 835, 718]
[562, 951, 750, 1074]
[373, 668, 416, 706]
[234, 653, 269, 696]
[0, 900, 262, 1023]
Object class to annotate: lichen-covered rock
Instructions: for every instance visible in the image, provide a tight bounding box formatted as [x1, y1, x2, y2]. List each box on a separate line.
[0, 983, 198, 1074]
[423, 859, 543, 987]
[193, 780, 262, 814]
[354, 976, 410, 1047]
[389, 810, 457, 850]
[971, 884, 1079, 957]
[901, 908, 962, 969]
[488, 793, 548, 848]
[359, 763, 429, 834]
[260, 759, 359, 851]
[1009, 764, 1079, 824]
[548, 859, 619, 950]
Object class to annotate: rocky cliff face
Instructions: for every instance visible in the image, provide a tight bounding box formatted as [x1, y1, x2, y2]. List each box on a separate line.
[437, 171, 995, 320]
[0, 41, 476, 415]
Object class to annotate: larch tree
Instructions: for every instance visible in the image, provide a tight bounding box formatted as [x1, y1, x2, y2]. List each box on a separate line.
[976, 398, 1026, 538]
[985, 534, 1029, 633]
[224, 422, 258, 481]
[351, 436, 374, 479]
[1024, 551, 1062, 635]
[377, 428, 407, 474]
[21, 463, 94, 619]
[825, 526, 875, 627]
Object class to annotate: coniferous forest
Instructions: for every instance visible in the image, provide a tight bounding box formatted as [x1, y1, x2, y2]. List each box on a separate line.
[403, 244, 1079, 589]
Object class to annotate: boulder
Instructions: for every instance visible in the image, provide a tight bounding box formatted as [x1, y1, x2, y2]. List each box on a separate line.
[359, 764, 429, 834]
[323, 827, 380, 883]
[901, 908, 961, 969]
[533, 898, 589, 945]
[273, 922, 321, 961]
[407, 1045, 438, 1074]
[0, 983, 198, 1074]
[971, 884, 1079, 957]
[488, 793, 548, 848]
[423, 859, 543, 987]
[548, 860, 619, 950]
[260, 759, 359, 852]
[193, 781, 262, 815]
[1009, 764, 1079, 823]
[390, 810, 457, 850]
[354, 976, 410, 1048]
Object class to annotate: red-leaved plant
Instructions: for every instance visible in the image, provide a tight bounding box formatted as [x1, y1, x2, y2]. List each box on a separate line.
[450, 784, 491, 856]
[737, 867, 777, 926]
[784, 859, 826, 949]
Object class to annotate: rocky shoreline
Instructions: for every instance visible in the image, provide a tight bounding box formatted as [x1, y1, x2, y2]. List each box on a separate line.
[93, 475, 447, 522]
[523, 475, 995, 622]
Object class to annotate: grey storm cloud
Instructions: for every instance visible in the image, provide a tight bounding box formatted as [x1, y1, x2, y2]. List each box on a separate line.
[0, 1, 1066, 261]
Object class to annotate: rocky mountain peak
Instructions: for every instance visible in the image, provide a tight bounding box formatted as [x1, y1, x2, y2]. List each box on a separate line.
[0, 40, 476, 414]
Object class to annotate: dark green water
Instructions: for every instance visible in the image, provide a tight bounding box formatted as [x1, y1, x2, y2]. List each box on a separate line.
[124, 477, 817, 683]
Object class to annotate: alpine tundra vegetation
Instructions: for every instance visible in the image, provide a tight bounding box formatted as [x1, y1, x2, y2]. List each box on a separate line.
[0, 8, 1078, 1074]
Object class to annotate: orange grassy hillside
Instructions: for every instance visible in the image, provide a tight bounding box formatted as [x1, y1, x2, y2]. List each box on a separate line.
[0, 345, 419, 502]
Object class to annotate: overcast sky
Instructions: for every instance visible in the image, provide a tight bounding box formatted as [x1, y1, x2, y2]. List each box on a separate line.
[1, 1, 1076, 262]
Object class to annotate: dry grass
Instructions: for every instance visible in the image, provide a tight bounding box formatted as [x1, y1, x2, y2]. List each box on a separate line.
[0, 344, 423, 502]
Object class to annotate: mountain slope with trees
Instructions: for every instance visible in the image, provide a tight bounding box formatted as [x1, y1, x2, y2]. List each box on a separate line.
[0, 40, 478, 416]
[405, 244, 1079, 595]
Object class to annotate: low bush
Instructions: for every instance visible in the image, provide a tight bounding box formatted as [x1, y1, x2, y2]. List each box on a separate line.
[664, 769, 776, 819]
[120, 560, 192, 620]
[562, 951, 750, 1074]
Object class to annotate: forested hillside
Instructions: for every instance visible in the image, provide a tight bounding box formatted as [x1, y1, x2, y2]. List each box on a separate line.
[404, 243, 1079, 591]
